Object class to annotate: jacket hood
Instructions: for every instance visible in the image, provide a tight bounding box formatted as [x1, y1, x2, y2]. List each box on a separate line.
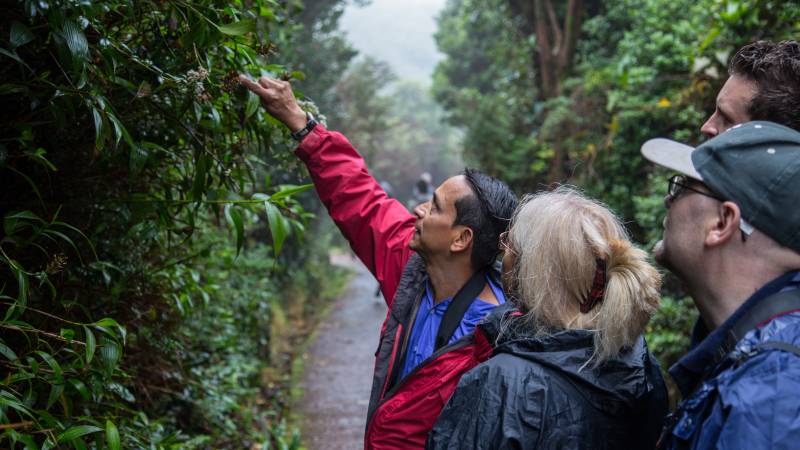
[478, 303, 654, 413]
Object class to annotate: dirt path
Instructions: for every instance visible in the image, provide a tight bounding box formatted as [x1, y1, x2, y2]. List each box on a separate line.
[296, 254, 387, 450]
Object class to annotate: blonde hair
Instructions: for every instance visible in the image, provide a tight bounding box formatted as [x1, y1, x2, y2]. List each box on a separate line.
[506, 186, 661, 364]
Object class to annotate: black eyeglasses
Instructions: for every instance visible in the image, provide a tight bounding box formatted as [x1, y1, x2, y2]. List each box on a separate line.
[667, 175, 724, 202]
[666, 174, 754, 242]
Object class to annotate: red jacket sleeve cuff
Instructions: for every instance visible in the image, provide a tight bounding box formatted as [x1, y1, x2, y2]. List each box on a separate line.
[294, 123, 328, 160]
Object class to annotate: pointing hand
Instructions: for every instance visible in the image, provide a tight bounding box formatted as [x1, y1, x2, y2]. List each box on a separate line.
[238, 75, 307, 133]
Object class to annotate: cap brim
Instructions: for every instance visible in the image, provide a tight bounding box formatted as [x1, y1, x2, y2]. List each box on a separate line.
[641, 138, 702, 180]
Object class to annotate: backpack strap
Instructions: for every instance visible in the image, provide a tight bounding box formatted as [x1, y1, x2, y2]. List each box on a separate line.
[752, 341, 800, 357]
[435, 268, 488, 350]
[721, 288, 800, 357]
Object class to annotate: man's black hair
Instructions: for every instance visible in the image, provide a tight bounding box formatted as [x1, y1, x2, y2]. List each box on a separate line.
[729, 40, 800, 131]
[453, 168, 518, 269]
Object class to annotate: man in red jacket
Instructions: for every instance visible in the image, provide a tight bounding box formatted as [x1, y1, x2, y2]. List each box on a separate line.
[239, 75, 517, 448]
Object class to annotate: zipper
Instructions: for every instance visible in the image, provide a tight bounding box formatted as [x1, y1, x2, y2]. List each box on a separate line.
[380, 283, 425, 398]
[365, 336, 473, 448]
[376, 325, 404, 405]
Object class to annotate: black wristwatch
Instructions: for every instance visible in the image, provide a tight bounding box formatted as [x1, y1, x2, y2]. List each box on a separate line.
[291, 111, 318, 141]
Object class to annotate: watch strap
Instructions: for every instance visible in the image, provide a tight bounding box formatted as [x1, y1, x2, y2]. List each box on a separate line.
[291, 112, 318, 141]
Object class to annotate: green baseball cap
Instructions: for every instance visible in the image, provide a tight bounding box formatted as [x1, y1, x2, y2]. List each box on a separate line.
[641, 121, 800, 252]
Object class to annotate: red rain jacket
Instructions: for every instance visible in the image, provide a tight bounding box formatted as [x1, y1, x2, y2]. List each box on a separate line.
[295, 125, 493, 449]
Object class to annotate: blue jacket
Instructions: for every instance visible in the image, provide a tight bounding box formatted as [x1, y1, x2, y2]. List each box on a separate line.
[661, 271, 800, 449]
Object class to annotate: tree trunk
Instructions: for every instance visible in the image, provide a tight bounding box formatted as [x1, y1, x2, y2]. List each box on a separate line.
[508, 0, 585, 182]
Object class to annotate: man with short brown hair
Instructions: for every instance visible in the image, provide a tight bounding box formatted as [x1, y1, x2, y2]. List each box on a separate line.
[701, 40, 800, 137]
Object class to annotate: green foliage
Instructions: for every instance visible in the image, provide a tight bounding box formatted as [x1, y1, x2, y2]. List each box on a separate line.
[646, 296, 699, 370]
[0, 0, 346, 447]
[433, 0, 539, 187]
[433, 0, 799, 376]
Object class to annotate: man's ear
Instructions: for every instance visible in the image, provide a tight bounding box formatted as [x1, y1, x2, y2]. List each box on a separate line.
[451, 226, 473, 254]
[706, 201, 742, 247]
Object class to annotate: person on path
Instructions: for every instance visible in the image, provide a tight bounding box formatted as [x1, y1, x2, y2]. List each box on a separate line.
[641, 121, 800, 449]
[409, 172, 435, 210]
[238, 74, 517, 449]
[700, 40, 800, 138]
[427, 187, 667, 449]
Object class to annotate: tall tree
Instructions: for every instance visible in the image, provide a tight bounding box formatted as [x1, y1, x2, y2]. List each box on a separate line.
[509, 0, 585, 99]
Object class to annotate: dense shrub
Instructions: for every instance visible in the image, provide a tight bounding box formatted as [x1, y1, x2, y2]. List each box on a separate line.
[0, 0, 346, 447]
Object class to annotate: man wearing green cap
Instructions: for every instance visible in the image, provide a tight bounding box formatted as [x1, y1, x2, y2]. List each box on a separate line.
[641, 121, 800, 449]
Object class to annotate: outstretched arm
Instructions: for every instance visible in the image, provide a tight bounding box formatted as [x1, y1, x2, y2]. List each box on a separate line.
[239, 75, 416, 304]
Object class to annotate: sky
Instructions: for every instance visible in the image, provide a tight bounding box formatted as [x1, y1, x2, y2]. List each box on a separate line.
[340, 0, 448, 84]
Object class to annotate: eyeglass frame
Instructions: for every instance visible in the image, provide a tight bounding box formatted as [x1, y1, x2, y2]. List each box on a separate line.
[666, 174, 754, 241]
[667, 174, 724, 202]
[499, 230, 515, 254]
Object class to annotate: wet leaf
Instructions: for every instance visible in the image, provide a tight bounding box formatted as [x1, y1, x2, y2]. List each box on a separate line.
[265, 201, 287, 257]
[9, 21, 34, 49]
[269, 184, 313, 202]
[84, 326, 96, 363]
[218, 19, 256, 36]
[106, 420, 121, 450]
[56, 425, 103, 443]
[59, 19, 89, 61]
[225, 205, 245, 256]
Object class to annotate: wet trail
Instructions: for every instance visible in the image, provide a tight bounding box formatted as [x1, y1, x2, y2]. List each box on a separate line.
[296, 254, 387, 449]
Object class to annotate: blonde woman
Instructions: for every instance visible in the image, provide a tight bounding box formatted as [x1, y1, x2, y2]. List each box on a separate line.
[427, 187, 668, 450]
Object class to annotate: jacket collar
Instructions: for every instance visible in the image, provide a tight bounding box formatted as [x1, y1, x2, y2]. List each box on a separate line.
[669, 270, 800, 396]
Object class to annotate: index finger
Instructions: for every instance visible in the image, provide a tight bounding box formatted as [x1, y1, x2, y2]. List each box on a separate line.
[238, 74, 268, 97]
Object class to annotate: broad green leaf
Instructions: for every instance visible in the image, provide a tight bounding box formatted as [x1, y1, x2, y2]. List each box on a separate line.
[68, 378, 91, 401]
[265, 202, 287, 257]
[94, 317, 121, 328]
[9, 21, 34, 49]
[60, 328, 75, 341]
[92, 107, 105, 149]
[0, 339, 19, 360]
[56, 425, 103, 443]
[45, 382, 63, 409]
[217, 19, 256, 36]
[84, 326, 95, 363]
[58, 20, 89, 61]
[0, 47, 25, 65]
[106, 420, 121, 450]
[0, 390, 34, 419]
[99, 339, 121, 372]
[36, 351, 62, 377]
[93, 317, 127, 342]
[268, 184, 313, 202]
[225, 205, 245, 256]
[107, 112, 135, 148]
[5, 210, 44, 222]
[245, 90, 260, 120]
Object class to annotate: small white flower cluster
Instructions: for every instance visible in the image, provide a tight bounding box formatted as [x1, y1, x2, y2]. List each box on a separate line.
[186, 67, 209, 83]
[186, 67, 210, 100]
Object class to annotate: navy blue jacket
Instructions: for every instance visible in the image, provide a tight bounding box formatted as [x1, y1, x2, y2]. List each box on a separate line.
[661, 271, 800, 449]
